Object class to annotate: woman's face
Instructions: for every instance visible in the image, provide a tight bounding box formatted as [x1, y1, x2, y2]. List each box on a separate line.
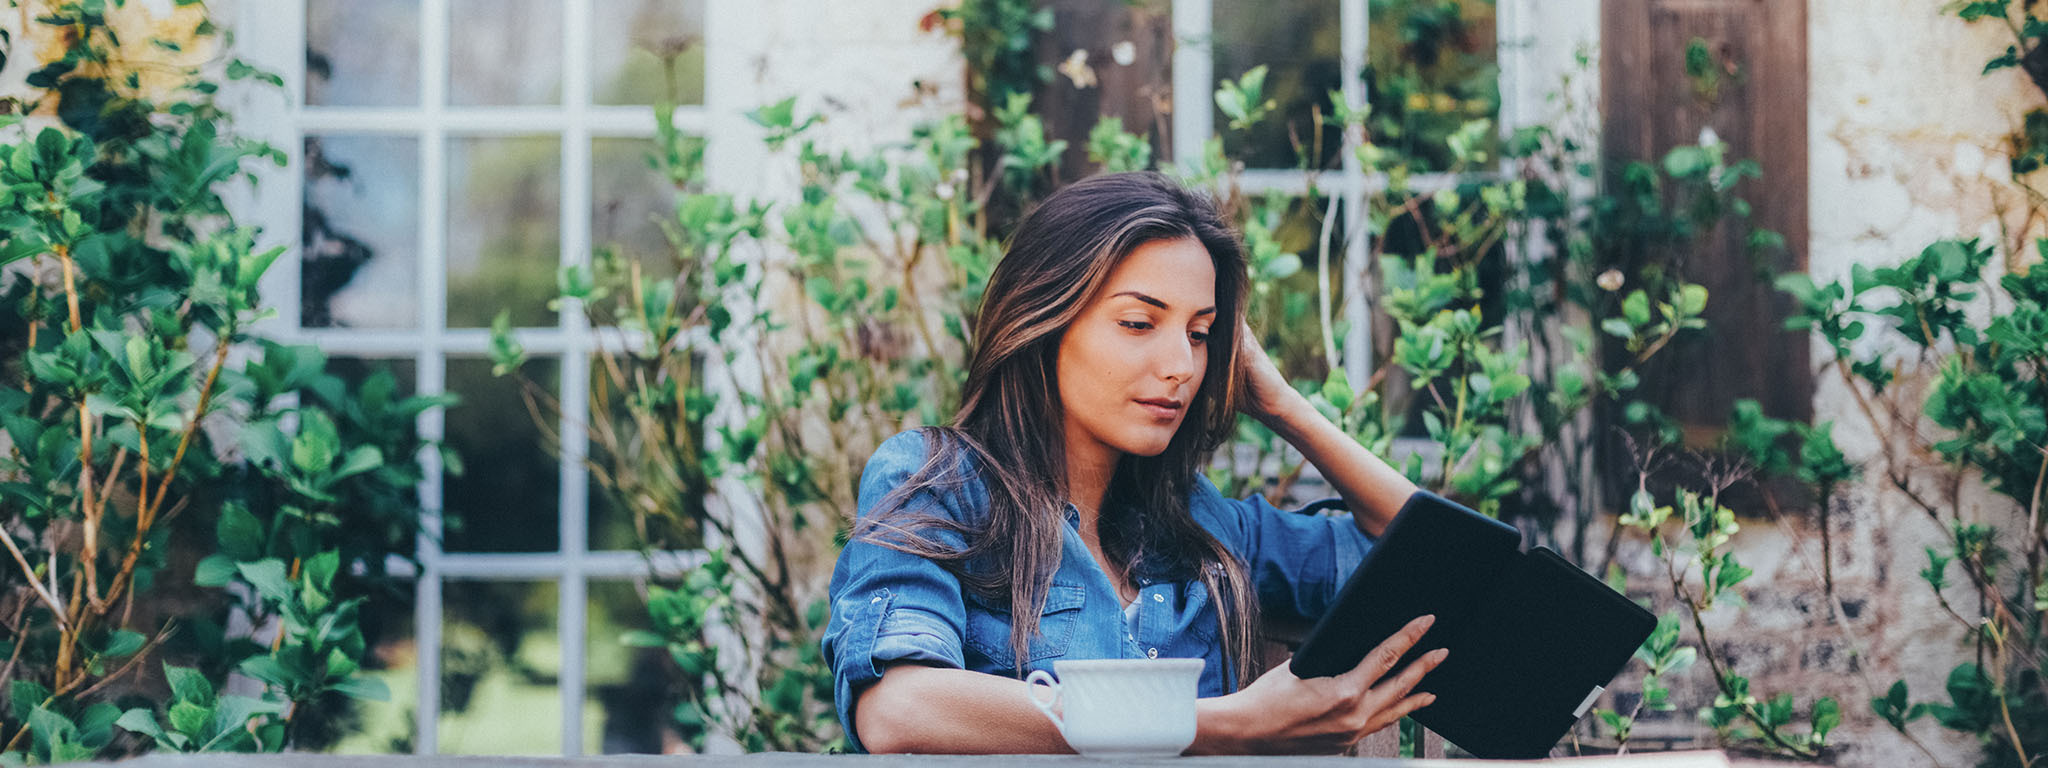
[1056, 236, 1218, 461]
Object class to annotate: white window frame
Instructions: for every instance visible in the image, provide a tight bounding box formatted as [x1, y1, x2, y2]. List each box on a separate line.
[233, 0, 726, 755]
[1170, 0, 1591, 392]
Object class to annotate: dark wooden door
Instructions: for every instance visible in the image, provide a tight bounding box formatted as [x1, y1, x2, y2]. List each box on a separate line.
[1030, 0, 1174, 182]
[1604, 0, 1813, 435]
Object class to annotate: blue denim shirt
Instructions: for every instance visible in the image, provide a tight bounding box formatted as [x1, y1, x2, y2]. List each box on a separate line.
[824, 429, 1374, 753]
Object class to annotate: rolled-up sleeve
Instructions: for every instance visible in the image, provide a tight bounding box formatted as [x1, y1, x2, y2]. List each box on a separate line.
[823, 430, 975, 753]
[1191, 476, 1374, 625]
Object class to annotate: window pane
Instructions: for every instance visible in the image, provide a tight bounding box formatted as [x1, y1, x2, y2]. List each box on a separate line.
[448, 0, 564, 106]
[586, 580, 681, 754]
[1244, 194, 1341, 382]
[326, 357, 419, 397]
[307, 0, 420, 107]
[315, 580, 421, 753]
[1367, 0, 1500, 171]
[592, 137, 680, 271]
[586, 354, 705, 553]
[304, 135, 420, 329]
[443, 357, 560, 552]
[592, 0, 706, 106]
[1213, 0, 1343, 170]
[446, 135, 562, 329]
[440, 580, 561, 754]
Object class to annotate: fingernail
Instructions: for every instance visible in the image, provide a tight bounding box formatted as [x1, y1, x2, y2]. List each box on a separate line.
[1419, 614, 1436, 628]
[1431, 648, 1450, 663]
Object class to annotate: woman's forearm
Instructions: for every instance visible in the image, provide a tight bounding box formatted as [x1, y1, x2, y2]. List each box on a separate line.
[1256, 391, 1418, 538]
[858, 664, 1256, 754]
[855, 664, 1072, 754]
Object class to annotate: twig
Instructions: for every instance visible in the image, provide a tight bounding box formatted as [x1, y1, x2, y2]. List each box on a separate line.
[67, 622, 174, 701]
[0, 527, 67, 631]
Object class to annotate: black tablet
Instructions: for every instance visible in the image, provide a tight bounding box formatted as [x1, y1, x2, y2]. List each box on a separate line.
[1289, 490, 1657, 759]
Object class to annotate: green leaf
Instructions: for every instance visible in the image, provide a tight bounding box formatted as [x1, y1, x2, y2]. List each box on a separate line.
[303, 550, 341, 592]
[1662, 145, 1714, 179]
[236, 559, 294, 606]
[10, 680, 49, 723]
[193, 554, 239, 587]
[27, 707, 75, 757]
[621, 630, 668, 648]
[102, 630, 146, 659]
[333, 444, 383, 480]
[0, 235, 48, 267]
[1677, 284, 1709, 316]
[1622, 290, 1651, 327]
[216, 502, 264, 561]
[329, 676, 390, 702]
[1811, 697, 1841, 742]
[113, 708, 166, 740]
[167, 700, 211, 737]
[238, 656, 289, 689]
[164, 664, 215, 707]
[1321, 369, 1355, 413]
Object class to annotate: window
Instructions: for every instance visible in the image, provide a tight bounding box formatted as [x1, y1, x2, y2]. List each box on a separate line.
[1171, 0, 1588, 409]
[235, 0, 711, 755]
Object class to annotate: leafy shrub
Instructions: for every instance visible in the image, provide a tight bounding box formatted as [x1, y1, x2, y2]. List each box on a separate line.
[0, 4, 442, 761]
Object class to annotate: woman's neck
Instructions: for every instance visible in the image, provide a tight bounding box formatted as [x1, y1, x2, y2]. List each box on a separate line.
[1063, 433, 1119, 530]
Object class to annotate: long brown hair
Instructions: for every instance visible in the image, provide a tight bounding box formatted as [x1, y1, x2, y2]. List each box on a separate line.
[855, 172, 1264, 688]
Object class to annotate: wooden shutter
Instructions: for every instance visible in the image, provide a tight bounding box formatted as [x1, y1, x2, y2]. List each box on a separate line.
[1603, 0, 1813, 434]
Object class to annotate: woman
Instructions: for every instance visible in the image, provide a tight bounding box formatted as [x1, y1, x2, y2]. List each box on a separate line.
[823, 171, 1445, 754]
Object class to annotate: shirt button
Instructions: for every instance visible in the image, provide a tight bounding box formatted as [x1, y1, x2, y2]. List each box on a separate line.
[1152, 593, 1165, 603]
[1147, 648, 1159, 659]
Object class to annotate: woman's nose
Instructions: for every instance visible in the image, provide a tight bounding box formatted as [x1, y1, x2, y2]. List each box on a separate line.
[1157, 335, 1197, 383]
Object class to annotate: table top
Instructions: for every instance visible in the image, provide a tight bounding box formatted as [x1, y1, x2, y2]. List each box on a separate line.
[111, 750, 1767, 768]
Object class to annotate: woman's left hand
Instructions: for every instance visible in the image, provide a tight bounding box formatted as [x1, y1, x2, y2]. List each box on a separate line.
[1236, 320, 1301, 427]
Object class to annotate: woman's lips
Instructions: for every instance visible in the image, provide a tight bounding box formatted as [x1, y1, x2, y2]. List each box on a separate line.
[1135, 399, 1183, 420]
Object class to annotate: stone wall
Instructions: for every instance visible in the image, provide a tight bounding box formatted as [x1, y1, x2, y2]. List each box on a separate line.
[1710, 1, 2046, 765]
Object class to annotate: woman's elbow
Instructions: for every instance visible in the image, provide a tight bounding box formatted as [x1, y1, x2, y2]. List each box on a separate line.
[852, 674, 922, 753]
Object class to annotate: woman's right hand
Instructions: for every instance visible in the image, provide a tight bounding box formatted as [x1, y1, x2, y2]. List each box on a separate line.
[1193, 614, 1448, 754]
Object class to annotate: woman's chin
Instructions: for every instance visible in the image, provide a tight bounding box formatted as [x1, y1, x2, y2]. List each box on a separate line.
[1113, 432, 1179, 457]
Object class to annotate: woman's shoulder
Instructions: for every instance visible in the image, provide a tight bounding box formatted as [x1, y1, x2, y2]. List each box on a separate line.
[1183, 472, 1240, 529]
[857, 428, 988, 519]
[864, 428, 973, 478]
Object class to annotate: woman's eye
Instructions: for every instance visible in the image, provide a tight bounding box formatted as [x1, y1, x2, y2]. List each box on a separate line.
[1117, 320, 1153, 331]
[1189, 330, 1210, 344]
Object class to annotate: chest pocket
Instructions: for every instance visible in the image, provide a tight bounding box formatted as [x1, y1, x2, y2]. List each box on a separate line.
[964, 583, 1087, 668]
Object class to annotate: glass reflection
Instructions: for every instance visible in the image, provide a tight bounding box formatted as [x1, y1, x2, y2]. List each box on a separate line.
[586, 580, 684, 753]
[448, 0, 564, 106]
[303, 135, 420, 329]
[1367, 0, 1500, 171]
[307, 0, 421, 107]
[443, 357, 560, 553]
[591, 0, 706, 106]
[1214, 0, 1343, 170]
[313, 580, 420, 754]
[591, 137, 681, 276]
[1211, 0, 1501, 172]
[439, 580, 561, 755]
[446, 135, 561, 329]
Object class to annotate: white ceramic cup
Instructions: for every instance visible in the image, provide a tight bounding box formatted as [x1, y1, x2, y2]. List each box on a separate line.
[1024, 658, 1206, 758]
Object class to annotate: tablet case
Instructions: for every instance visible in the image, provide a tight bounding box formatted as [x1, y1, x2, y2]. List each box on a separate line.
[1290, 490, 1656, 759]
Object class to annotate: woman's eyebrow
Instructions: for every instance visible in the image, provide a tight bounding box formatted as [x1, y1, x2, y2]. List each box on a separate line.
[1111, 291, 1218, 316]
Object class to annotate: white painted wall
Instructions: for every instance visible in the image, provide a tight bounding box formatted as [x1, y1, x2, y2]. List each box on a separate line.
[704, 0, 965, 200]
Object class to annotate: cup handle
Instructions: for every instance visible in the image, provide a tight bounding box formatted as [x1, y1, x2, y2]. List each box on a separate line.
[1024, 669, 1063, 733]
